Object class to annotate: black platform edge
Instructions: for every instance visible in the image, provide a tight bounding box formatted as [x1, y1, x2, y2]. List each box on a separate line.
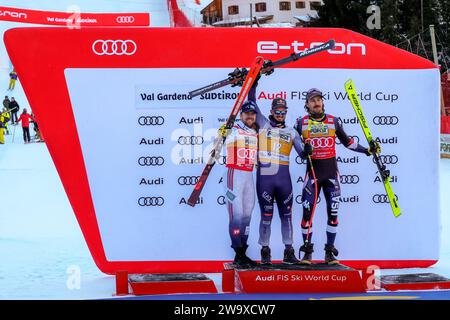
[381, 273, 450, 285]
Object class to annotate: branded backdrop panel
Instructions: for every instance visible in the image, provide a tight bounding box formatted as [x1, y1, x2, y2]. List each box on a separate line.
[0, 6, 150, 26]
[5, 27, 440, 274]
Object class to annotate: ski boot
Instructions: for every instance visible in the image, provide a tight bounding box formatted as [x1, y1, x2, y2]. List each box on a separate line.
[233, 245, 257, 269]
[324, 244, 339, 265]
[283, 246, 299, 264]
[299, 243, 314, 265]
[260, 246, 272, 266]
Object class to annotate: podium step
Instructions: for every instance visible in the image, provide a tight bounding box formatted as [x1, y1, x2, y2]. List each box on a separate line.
[381, 273, 450, 291]
[129, 273, 218, 296]
[223, 263, 366, 293]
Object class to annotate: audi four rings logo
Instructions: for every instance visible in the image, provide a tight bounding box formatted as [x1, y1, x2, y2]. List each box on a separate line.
[340, 175, 360, 184]
[307, 137, 335, 148]
[138, 156, 165, 166]
[116, 16, 135, 23]
[372, 194, 398, 203]
[138, 197, 165, 206]
[178, 136, 204, 145]
[336, 136, 360, 145]
[178, 176, 200, 185]
[138, 116, 165, 126]
[295, 195, 321, 204]
[237, 148, 257, 160]
[373, 116, 399, 125]
[296, 156, 307, 165]
[218, 156, 227, 165]
[374, 155, 398, 165]
[217, 196, 226, 205]
[92, 40, 137, 56]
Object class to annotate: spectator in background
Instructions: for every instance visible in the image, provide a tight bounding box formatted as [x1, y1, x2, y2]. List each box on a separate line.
[16, 108, 34, 144]
[0, 109, 7, 144]
[31, 113, 42, 142]
[8, 69, 18, 91]
[3, 96, 11, 124]
[3, 96, 10, 110]
[8, 97, 19, 125]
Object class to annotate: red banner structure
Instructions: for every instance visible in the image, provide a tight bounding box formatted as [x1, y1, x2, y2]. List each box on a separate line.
[0, 6, 150, 27]
[4, 27, 440, 275]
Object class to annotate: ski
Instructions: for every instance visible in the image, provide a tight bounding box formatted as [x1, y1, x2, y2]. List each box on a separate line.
[189, 40, 335, 98]
[344, 79, 401, 218]
[187, 56, 265, 207]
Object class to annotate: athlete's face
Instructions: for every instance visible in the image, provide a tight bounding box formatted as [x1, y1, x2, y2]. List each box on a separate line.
[240, 111, 256, 127]
[307, 96, 324, 115]
[271, 107, 288, 122]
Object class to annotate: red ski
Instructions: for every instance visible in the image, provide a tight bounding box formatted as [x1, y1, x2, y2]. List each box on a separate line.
[187, 56, 265, 207]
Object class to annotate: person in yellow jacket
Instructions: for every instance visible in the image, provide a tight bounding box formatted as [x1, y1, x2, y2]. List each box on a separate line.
[8, 69, 18, 91]
[1, 108, 10, 135]
[0, 109, 7, 144]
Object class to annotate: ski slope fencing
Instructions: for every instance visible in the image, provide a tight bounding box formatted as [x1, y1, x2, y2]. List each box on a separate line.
[4, 27, 441, 274]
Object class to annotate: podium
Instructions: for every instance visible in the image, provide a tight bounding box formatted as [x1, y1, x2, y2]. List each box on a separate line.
[128, 273, 218, 296]
[380, 273, 450, 291]
[223, 263, 366, 293]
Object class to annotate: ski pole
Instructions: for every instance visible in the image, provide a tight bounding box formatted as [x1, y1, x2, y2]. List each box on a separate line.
[189, 40, 335, 98]
[12, 121, 16, 143]
[304, 154, 318, 244]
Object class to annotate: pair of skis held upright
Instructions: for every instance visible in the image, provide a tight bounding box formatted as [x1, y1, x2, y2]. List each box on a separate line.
[187, 40, 401, 218]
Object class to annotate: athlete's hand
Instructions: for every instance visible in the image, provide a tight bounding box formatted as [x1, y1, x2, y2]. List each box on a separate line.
[304, 142, 313, 156]
[365, 140, 381, 156]
[218, 124, 230, 138]
[263, 59, 274, 76]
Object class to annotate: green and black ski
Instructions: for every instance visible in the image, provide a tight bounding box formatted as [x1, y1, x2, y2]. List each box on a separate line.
[345, 79, 402, 218]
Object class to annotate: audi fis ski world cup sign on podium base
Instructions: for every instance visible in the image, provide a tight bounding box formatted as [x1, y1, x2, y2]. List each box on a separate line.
[4, 27, 440, 274]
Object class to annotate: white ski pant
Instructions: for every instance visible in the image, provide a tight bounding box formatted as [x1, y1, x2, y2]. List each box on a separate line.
[224, 167, 255, 249]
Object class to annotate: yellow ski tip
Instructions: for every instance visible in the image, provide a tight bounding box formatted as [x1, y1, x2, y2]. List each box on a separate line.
[344, 79, 354, 89]
[393, 210, 402, 218]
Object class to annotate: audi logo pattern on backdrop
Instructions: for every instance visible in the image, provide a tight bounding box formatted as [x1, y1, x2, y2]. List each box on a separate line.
[178, 176, 200, 186]
[372, 194, 398, 204]
[92, 40, 137, 56]
[138, 197, 165, 206]
[138, 156, 164, 166]
[138, 116, 164, 126]
[340, 175, 360, 184]
[178, 136, 204, 145]
[373, 116, 399, 125]
[374, 155, 399, 165]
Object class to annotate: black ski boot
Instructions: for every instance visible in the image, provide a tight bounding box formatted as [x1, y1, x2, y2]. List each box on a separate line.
[242, 244, 258, 267]
[324, 244, 339, 265]
[233, 247, 250, 268]
[233, 245, 257, 268]
[299, 243, 314, 265]
[283, 247, 299, 264]
[260, 246, 272, 266]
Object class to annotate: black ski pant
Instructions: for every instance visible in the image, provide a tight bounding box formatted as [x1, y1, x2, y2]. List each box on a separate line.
[22, 127, 30, 142]
[11, 111, 18, 124]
